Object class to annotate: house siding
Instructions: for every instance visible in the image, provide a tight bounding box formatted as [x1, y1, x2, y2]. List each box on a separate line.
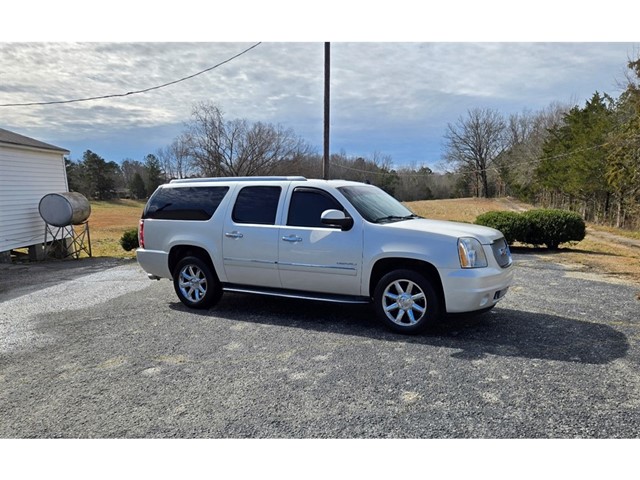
[0, 144, 69, 252]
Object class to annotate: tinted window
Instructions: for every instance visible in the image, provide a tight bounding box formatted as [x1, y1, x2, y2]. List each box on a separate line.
[143, 186, 229, 221]
[232, 186, 281, 225]
[287, 188, 343, 228]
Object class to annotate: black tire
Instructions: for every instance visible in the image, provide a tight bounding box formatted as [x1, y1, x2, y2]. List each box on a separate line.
[173, 256, 222, 309]
[373, 269, 440, 334]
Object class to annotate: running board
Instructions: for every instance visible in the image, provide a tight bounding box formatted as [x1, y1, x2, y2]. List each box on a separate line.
[222, 284, 371, 304]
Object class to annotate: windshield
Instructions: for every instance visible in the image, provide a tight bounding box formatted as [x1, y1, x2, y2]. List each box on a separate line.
[338, 185, 418, 223]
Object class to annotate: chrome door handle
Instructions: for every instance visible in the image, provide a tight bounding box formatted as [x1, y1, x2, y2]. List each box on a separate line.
[282, 235, 302, 243]
[225, 231, 244, 239]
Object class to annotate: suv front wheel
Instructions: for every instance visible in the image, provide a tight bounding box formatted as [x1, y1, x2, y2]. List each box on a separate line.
[173, 256, 222, 309]
[373, 269, 440, 334]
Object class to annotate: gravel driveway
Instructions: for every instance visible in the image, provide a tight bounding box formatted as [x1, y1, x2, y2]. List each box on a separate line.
[1, 254, 639, 438]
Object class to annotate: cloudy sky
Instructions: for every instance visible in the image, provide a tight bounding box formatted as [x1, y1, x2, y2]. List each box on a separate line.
[1, 4, 639, 171]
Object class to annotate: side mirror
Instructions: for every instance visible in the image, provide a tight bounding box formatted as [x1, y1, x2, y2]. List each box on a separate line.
[321, 209, 354, 231]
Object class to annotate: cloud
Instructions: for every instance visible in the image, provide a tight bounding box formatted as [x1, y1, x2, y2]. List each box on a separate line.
[1, 42, 637, 166]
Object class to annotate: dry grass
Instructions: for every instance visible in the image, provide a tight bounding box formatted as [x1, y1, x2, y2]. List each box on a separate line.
[87, 199, 146, 258]
[407, 197, 640, 286]
[408, 197, 527, 223]
[81, 196, 640, 286]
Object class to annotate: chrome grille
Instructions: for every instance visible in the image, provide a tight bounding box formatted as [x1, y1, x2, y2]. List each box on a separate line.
[491, 238, 512, 268]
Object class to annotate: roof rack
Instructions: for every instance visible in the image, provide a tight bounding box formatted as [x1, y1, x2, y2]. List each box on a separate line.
[170, 176, 307, 184]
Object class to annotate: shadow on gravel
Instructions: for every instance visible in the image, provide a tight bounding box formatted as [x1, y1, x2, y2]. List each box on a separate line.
[170, 294, 629, 365]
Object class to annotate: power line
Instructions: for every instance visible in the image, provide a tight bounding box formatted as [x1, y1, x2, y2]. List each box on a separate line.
[0, 42, 262, 108]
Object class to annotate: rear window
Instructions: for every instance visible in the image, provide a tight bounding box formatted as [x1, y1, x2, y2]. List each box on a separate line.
[143, 186, 229, 221]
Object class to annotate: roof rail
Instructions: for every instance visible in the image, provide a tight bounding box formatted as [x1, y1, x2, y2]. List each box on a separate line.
[169, 176, 307, 184]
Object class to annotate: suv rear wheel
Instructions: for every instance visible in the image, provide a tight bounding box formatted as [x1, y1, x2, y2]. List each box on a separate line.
[173, 256, 222, 309]
[373, 269, 440, 334]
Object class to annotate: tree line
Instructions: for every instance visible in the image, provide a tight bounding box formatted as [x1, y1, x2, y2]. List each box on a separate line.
[66, 101, 456, 202]
[444, 57, 640, 230]
[66, 55, 640, 230]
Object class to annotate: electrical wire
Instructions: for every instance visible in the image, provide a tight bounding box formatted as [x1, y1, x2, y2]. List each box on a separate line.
[0, 42, 262, 108]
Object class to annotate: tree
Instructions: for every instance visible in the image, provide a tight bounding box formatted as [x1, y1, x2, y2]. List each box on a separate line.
[444, 108, 507, 198]
[121, 159, 145, 188]
[536, 92, 615, 220]
[496, 103, 568, 201]
[129, 172, 147, 199]
[605, 58, 640, 227]
[81, 150, 120, 200]
[157, 134, 193, 180]
[144, 154, 164, 194]
[183, 101, 312, 177]
[65, 157, 89, 196]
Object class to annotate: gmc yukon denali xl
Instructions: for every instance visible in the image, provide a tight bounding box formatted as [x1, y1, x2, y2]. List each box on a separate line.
[136, 176, 513, 334]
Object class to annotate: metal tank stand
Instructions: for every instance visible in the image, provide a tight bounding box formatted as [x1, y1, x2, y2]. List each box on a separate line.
[43, 221, 92, 259]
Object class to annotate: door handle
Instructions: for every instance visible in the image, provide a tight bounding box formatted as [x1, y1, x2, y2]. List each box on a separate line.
[225, 231, 244, 239]
[282, 235, 303, 243]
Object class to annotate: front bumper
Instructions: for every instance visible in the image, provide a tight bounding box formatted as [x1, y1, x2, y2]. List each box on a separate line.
[440, 265, 514, 313]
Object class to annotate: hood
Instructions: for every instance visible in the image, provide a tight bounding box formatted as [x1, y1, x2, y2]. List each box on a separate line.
[385, 218, 504, 244]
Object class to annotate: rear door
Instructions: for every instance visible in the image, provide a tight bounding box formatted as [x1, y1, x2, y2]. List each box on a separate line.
[222, 184, 284, 287]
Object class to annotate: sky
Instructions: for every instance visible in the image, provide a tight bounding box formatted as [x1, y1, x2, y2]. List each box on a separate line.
[1, 3, 639, 173]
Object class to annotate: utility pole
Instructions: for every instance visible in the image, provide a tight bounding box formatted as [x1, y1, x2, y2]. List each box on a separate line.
[323, 42, 330, 180]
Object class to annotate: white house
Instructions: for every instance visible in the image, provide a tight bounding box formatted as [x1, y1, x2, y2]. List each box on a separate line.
[0, 127, 70, 261]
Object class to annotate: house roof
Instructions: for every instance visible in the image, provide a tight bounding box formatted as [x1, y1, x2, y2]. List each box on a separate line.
[0, 127, 69, 154]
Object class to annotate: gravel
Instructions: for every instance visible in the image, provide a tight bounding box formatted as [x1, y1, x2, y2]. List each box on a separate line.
[1, 254, 639, 438]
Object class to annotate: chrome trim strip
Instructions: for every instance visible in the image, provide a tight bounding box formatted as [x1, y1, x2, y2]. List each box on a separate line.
[278, 262, 357, 271]
[223, 257, 276, 265]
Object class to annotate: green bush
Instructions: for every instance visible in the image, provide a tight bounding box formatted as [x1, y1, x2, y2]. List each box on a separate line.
[120, 228, 140, 251]
[475, 211, 527, 245]
[475, 208, 586, 250]
[521, 209, 586, 250]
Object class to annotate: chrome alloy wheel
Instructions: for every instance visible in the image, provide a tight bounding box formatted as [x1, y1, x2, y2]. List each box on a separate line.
[382, 279, 427, 326]
[178, 264, 208, 303]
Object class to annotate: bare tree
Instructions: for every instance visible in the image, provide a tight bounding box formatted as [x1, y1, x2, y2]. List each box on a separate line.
[444, 108, 507, 198]
[183, 101, 312, 177]
[157, 133, 193, 180]
[496, 102, 569, 200]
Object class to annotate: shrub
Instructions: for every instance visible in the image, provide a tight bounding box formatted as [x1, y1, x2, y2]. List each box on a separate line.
[475, 211, 527, 245]
[475, 208, 586, 250]
[521, 209, 586, 250]
[120, 228, 140, 251]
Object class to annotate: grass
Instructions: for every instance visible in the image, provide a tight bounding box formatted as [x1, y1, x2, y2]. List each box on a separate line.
[87, 199, 145, 258]
[83, 196, 640, 286]
[408, 197, 526, 223]
[407, 197, 640, 285]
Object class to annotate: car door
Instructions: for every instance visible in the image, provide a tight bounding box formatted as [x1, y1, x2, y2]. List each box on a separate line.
[278, 187, 363, 296]
[222, 184, 284, 287]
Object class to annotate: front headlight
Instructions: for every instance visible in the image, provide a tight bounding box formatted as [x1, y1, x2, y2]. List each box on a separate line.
[458, 237, 488, 268]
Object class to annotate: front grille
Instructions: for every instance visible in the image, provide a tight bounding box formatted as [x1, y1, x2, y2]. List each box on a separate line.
[491, 238, 512, 268]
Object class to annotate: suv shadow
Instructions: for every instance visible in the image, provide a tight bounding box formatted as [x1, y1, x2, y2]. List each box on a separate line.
[169, 293, 628, 365]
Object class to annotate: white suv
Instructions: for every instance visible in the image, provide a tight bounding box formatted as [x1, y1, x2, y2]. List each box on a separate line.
[137, 176, 513, 334]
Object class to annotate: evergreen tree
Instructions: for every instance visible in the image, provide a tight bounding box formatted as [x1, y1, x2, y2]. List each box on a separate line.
[129, 172, 147, 199]
[82, 150, 120, 200]
[144, 154, 164, 194]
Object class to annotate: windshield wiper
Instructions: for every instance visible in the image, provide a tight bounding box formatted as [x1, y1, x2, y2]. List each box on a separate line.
[373, 214, 420, 224]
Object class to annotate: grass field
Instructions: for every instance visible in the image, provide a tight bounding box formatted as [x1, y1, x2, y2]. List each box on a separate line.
[84, 196, 640, 285]
[88, 199, 146, 258]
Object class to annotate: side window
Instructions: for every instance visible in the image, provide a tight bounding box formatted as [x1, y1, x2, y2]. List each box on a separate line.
[287, 188, 344, 228]
[232, 186, 281, 225]
[143, 186, 229, 221]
